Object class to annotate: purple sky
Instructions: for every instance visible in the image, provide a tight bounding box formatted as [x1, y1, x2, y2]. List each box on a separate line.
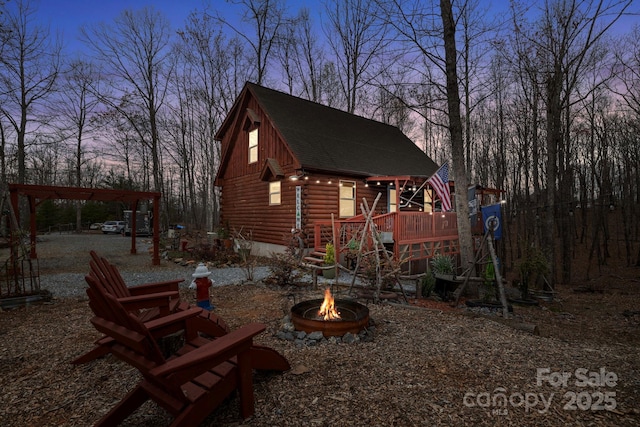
[9, 0, 636, 57]
[25, 0, 323, 55]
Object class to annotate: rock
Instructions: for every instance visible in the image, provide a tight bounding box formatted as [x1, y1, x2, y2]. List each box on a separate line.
[307, 331, 324, 341]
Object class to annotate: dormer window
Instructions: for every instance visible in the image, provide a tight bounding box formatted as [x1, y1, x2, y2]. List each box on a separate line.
[248, 128, 258, 164]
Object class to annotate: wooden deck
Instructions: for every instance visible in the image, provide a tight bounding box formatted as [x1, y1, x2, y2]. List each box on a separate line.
[312, 211, 460, 270]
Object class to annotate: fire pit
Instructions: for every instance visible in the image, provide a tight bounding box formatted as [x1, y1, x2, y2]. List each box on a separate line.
[290, 289, 370, 337]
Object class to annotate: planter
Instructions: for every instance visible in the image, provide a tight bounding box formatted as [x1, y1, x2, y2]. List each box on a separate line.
[322, 267, 336, 279]
[434, 273, 460, 300]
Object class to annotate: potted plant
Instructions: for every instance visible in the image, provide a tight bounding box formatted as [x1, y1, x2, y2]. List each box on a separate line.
[323, 243, 336, 279]
[430, 254, 456, 299]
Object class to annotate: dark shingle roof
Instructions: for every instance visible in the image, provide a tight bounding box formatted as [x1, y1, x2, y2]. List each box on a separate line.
[247, 83, 438, 178]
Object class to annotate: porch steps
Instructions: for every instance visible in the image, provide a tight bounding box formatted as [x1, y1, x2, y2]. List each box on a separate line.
[303, 251, 326, 265]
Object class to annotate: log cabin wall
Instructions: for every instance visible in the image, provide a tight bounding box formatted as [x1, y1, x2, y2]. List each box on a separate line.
[285, 175, 388, 248]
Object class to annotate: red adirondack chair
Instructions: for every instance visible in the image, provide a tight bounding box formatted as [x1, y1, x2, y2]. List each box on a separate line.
[77, 250, 290, 373]
[86, 274, 273, 426]
[72, 250, 190, 364]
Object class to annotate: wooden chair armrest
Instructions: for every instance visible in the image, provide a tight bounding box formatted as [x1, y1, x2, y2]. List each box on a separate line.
[129, 279, 183, 296]
[150, 323, 266, 383]
[145, 307, 203, 338]
[118, 291, 178, 314]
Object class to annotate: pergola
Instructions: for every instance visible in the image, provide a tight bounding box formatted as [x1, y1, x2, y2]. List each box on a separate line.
[8, 183, 162, 265]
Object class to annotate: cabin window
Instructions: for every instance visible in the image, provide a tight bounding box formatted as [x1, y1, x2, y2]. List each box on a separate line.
[269, 181, 281, 205]
[339, 180, 356, 217]
[424, 189, 433, 212]
[248, 128, 258, 164]
[389, 188, 397, 213]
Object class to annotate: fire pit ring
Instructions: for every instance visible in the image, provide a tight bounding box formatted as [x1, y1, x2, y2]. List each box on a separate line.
[290, 298, 370, 337]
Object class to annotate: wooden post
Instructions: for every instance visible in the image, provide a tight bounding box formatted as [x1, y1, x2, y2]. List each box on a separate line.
[331, 213, 338, 289]
[487, 231, 510, 318]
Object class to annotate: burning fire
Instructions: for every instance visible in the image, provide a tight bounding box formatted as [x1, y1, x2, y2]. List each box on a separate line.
[318, 288, 341, 320]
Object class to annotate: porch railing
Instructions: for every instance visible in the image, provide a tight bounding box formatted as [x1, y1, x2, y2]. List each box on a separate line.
[312, 211, 459, 260]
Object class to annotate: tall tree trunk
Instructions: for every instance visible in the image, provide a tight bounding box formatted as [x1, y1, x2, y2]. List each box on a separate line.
[440, 0, 473, 269]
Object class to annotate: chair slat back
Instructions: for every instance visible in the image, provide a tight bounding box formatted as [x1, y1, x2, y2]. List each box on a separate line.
[89, 250, 130, 298]
[86, 273, 166, 366]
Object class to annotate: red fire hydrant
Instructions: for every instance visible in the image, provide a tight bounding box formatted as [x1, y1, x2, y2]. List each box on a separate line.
[190, 263, 214, 310]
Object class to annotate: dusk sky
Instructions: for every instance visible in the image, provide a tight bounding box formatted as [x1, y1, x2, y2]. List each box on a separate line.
[9, 0, 636, 58]
[18, 0, 325, 55]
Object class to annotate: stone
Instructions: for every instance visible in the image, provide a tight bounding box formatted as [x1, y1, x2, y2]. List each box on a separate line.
[307, 331, 324, 341]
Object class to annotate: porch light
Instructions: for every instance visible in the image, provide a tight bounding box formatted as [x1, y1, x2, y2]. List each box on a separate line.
[412, 185, 417, 191]
[364, 181, 369, 187]
[289, 171, 307, 181]
[316, 179, 321, 184]
[328, 179, 332, 184]
[376, 181, 381, 186]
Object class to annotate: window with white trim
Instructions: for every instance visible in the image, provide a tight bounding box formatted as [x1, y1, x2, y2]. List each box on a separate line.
[248, 128, 258, 163]
[269, 181, 281, 205]
[339, 180, 356, 217]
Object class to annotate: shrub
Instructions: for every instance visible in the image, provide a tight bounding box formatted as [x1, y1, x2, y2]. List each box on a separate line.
[430, 254, 455, 275]
[323, 243, 335, 265]
[265, 247, 302, 287]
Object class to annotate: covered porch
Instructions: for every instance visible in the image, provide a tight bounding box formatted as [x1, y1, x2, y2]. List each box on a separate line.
[312, 211, 460, 274]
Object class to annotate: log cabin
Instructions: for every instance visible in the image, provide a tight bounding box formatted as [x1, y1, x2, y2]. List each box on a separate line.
[214, 82, 462, 273]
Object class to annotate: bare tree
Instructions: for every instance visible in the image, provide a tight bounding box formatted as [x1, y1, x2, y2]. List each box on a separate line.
[0, 0, 60, 185]
[324, 0, 388, 114]
[375, 0, 473, 268]
[168, 9, 253, 230]
[57, 59, 101, 230]
[509, 0, 632, 285]
[214, 0, 286, 86]
[80, 6, 175, 193]
[439, 0, 473, 270]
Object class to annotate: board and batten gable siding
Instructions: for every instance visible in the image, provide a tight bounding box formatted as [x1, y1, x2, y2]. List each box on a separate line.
[219, 98, 297, 181]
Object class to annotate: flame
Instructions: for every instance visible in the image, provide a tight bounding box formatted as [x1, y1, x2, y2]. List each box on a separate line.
[318, 288, 341, 320]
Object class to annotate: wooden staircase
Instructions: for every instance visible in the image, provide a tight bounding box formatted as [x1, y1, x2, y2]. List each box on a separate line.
[303, 250, 326, 266]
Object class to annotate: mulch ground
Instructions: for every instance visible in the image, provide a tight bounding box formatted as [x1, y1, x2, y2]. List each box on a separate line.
[1, 234, 639, 426]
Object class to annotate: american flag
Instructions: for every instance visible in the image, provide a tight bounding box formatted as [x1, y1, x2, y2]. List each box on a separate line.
[427, 163, 452, 211]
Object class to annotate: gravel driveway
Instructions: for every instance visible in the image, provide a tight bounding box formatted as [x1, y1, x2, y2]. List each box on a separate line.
[32, 233, 271, 298]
